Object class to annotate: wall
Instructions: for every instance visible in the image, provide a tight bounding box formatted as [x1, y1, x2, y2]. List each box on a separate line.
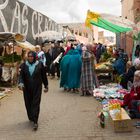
[121, 0, 140, 56]
[0, 0, 62, 44]
[120, 33, 134, 57]
[121, 0, 134, 21]
[92, 26, 98, 43]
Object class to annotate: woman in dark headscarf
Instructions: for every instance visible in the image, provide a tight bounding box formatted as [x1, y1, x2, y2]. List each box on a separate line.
[18, 51, 48, 131]
[113, 52, 126, 75]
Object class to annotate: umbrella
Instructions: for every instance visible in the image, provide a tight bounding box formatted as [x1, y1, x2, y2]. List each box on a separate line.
[38, 31, 63, 41]
[43, 39, 56, 44]
[16, 41, 35, 51]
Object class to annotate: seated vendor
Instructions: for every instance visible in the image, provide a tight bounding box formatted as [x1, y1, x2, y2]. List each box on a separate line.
[120, 59, 140, 89]
[113, 52, 126, 75]
[122, 71, 140, 110]
[129, 100, 140, 119]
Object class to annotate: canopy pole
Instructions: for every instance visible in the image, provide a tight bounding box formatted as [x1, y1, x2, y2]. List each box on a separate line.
[124, 33, 126, 52]
[116, 33, 121, 49]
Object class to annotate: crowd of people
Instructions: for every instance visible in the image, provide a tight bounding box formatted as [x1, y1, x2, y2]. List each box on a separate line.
[18, 40, 140, 130]
[32, 42, 99, 96]
[60, 44, 96, 96]
[18, 41, 102, 130]
[60, 43, 140, 119]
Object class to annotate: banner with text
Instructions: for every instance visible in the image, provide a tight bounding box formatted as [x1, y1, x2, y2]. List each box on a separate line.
[0, 0, 62, 44]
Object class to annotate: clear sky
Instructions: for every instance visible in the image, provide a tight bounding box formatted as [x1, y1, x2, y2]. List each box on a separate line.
[21, 0, 121, 23]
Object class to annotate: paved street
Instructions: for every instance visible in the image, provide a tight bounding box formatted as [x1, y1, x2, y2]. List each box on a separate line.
[0, 79, 140, 140]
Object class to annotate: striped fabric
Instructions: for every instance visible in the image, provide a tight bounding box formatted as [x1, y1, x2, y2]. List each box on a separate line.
[81, 51, 95, 92]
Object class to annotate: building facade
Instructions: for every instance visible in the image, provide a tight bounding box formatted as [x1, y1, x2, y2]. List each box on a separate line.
[122, 0, 140, 23]
[61, 23, 98, 44]
[121, 0, 140, 56]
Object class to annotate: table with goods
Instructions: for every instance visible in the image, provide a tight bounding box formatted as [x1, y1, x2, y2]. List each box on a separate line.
[94, 84, 133, 132]
[95, 58, 115, 81]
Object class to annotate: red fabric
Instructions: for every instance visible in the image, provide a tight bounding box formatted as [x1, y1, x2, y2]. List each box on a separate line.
[93, 47, 96, 56]
[36, 55, 39, 60]
[123, 86, 140, 109]
[64, 46, 71, 55]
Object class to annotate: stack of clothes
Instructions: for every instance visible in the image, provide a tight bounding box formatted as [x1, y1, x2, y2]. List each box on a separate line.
[93, 84, 129, 100]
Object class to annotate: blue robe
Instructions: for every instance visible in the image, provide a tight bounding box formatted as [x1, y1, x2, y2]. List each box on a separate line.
[60, 50, 82, 89]
[67, 50, 82, 89]
[76, 45, 82, 55]
[113, 58, 125, 75]
[60, 51, 72, 88]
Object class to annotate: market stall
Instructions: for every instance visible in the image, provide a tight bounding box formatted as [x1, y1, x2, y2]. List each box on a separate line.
[85, 10, 136, 82]
[93, 84, 133, 132]
[85, 11, 140, 132]
[0, 32, 35, 85]
[95, 57, 115, 82]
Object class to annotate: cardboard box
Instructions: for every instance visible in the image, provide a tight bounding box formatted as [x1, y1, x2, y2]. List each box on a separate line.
[110, 108, 133, 132]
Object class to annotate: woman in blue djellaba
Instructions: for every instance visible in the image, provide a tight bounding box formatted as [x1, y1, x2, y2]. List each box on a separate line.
[60, 48, 82, 92]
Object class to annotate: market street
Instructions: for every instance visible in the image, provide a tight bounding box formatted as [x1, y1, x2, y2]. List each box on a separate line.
[0, 79, 139, 140]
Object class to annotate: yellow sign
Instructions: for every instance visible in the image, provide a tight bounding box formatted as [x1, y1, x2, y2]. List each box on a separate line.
[85, 10, 100, 28]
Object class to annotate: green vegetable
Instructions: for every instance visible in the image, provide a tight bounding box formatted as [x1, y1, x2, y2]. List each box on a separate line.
[0, 53, 21, 63]
[100, 52, 111, 62]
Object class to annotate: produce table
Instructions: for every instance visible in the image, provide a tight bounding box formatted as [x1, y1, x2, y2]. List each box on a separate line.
[95, 69, 114, 81]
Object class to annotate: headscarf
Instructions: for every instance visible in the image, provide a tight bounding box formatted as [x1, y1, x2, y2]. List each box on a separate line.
[35, 45, 41, 50]
[119, 52, 124, 59]
[27, 51, 37, 64]
[133, 70, 140, 88]
[134, 58, 140, 68]
[83, 45, 95, 62]
[86, 44, 93, 52]
[82, 46, 87, 51]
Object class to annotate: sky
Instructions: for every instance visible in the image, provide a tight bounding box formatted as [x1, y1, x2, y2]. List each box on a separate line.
[21, 0, 121, 23]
